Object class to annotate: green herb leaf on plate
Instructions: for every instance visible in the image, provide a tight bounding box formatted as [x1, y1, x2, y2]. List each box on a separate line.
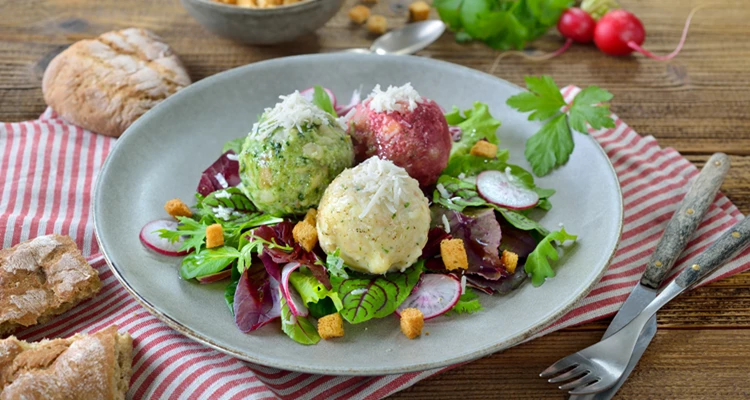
[447, 102, 502, 158]
[312, 85, 336, 117]
[289, 268, 343, 311]
[525, 227, 577, 286]
[280, 296, 321, 345]
[331, 260, 423, 324]
[495, 207, 550, 236]
[180, 246, 240, 280]
[224, 262, 241, 314]
[223, 137, 245, 154]
[446, 288, 483, 315]
[157, 216, 207, 254]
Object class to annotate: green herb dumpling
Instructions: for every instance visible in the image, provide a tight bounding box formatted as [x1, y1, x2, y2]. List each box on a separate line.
[239, 91, 354, 216]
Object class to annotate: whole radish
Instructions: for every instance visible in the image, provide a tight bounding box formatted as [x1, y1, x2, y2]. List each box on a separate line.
[594, 7, 703, 60]
[594, 10, 646, 56]
[558, 8, 597, 43]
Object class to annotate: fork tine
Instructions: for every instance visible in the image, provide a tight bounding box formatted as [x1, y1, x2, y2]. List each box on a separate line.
[559, 374, 598, 391]
[547, 366, 588, 383]
[539, 357, 579, 378]
[568, 378, 616, 396]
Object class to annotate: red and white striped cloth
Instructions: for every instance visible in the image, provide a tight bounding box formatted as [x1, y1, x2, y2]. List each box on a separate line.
[2, 86, 749, 399]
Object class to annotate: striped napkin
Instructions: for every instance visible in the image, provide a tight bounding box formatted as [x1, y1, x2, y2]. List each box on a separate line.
[2, 86, 749, 400]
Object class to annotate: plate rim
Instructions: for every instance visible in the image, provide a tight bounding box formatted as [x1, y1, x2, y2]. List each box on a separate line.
[94, 53, 624, 376]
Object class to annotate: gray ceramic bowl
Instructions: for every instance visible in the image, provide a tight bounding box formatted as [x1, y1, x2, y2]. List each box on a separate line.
[180, 0, 345, 45]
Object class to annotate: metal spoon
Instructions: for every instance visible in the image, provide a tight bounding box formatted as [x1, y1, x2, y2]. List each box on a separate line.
[346, 20, 446, 55]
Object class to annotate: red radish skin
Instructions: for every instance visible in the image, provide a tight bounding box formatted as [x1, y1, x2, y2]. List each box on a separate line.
[395, 274, 462, 320]
[558, 8, 597, 44]
[280, 262, 309, 317]
[476, 170, 539, 211]
[299, 87, 337, 109]
[139, 219, 190, 257]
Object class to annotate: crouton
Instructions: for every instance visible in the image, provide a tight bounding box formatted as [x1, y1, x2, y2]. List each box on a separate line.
[440, 239, 468, 271]
[349, 5, 370, 24]
[367, 15, 388, 35]
[502, 250, 519, 274]
[317, 313, 344, 339]
[206, 224, 224, 249]
[469, 140, 498, 159]
[303, 208, 317, 226]
[408, 1, 430, 21]
[164, 198, 192, 219]
[293, 220, 318, 252]
[400, 308, 424, 339]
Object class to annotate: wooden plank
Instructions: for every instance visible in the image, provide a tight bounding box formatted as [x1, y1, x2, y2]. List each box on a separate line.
[392, 329, 750, 399]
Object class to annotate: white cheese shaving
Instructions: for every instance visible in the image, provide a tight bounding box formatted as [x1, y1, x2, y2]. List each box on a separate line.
[250, 91, 338, 140]
[355, 157, 415, 220]
[441, 214, 451, 234]
[215, 173, 228, 189]
[461, 275, 467, 294]
[226, 153, 239, 161]
[212, 205, 235, 221]
[350, 288, 368, 296]
[457, 173, 466, 180]
[367, 83, 423, 114]
[436, 183, 450, 199]
[214, 190, 231, 199]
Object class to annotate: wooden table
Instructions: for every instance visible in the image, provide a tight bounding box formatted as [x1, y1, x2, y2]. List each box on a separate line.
[1, 0, 749, 398]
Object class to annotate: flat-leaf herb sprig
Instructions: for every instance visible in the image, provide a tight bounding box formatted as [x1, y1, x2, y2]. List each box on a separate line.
[507, 75, 615, 176]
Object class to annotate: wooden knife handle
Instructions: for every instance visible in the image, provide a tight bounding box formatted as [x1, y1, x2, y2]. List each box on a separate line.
[676, 216, 750, 288]
[641, 153, 730, 289]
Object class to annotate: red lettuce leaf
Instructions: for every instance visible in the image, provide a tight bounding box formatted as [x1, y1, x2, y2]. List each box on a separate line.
[466, 268, 528, 295]
[233, 264, 281, 332]
[421, 227, 452, 259]
[431, 207, 507, 280]
[197, 150, 241, 197]
[498, 219, 538, 258]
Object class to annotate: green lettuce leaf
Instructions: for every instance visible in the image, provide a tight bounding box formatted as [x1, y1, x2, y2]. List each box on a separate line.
[180, 246, 240, 280]
[446, 288, 483, 315]
[312, 85, 336, 117]
[289, 268, 343, 311]
[447, 102, 502, 158]
[525, 227, 577, 286]
[224, 263, 241, 314]
[280, 296, 321, 345]
[223, 137, 245, 154]
[442, 153, 510, 177]
[331, 260, 424, 324]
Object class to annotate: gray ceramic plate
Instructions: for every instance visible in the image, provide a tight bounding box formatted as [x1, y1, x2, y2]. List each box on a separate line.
[94, 54, 623, 376]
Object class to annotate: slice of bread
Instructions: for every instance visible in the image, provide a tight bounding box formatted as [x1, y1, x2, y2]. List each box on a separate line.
[0, 325, 133, 399]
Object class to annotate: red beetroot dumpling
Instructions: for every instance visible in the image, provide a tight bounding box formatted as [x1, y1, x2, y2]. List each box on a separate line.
[347, 84, 451, 187]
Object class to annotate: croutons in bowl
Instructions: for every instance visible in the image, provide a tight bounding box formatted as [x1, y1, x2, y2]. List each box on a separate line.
[180, 0, 345, 45]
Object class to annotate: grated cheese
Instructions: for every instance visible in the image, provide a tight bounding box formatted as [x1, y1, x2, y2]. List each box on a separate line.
[355, 157, 415, 219]
[367, 83, 423, 114]
[436, 183, 450, 199]
[441, 214, 451, 234]
[215, 173, 228, 189]
[250, 91, 339, 140]
[214, 190, 231, 199]
[226, 153, 239, 161]
[212, 205, 235, 221]
[461, 275, 466, 294]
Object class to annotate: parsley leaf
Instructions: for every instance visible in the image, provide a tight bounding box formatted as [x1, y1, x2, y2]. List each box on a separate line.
[523, 114, 574, 176]
[312, 85, 336, 117]
[446, 288, 483, 315]
[568, 86, 615, 133]
[157, 216, 207, 254]
[506, 76, 566, 121]
[507, 76, 614, 177]
[525, 228, 577, 286]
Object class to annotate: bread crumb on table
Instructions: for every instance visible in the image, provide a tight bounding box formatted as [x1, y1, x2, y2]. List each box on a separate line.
[409, 1, 430, 21]
[502, 250, 519, 274]
[318, 313, 345, 340]
[400, 308, 424, 339]
[470, 140, 499, 159]
[164, 198, 192, 219]
[440, 238, 469, 271]
[349, 5, 371, 24]
[206, 224, 225, 249]
[367, 15, 388, 35]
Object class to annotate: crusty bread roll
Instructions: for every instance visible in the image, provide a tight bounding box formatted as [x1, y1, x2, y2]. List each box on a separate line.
[42, 28, 191, 137]
[0, 325, 133, 400]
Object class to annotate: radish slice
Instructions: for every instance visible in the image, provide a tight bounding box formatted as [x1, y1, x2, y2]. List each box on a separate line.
[396, 274, 461, 320]
[280, 262, 309, 317]
[300, 87, 337, 109]
[335, 88, 362, 117]
[197, 269, 232, 284]
[139, 219, 190, 256]
[476, 170, 539, 210]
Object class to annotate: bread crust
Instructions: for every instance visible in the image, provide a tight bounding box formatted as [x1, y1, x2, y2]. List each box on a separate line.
[42, 28, 191, 137]
[0, 235, 101, 337]
[0, 325, 133, 400]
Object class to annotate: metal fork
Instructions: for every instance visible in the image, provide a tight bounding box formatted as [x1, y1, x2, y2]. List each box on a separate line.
[540, 215, 750, 395]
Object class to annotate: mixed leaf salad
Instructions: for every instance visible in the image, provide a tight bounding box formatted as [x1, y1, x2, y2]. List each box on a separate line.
[139, 79, 611, 345]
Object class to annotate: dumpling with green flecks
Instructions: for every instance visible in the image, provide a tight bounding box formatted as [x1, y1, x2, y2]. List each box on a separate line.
[239, 91, 354, 217]
[316, 156, 431, 275]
